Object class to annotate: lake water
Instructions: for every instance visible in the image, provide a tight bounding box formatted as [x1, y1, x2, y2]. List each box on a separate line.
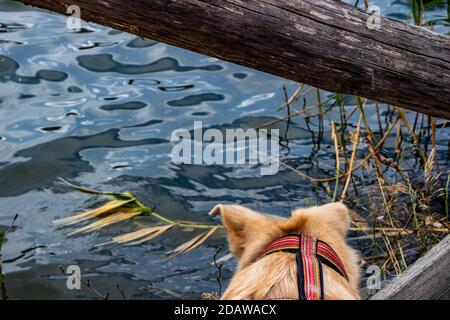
[0, 0, 448, 299]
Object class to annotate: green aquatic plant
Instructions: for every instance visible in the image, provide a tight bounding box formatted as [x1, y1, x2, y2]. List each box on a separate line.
[54, 178, 221, 258]
[410, 0, 450, 25]
[411, 0, 425, 25]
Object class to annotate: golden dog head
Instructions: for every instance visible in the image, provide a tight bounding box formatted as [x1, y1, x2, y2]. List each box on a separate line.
[209, 202, 360, 299]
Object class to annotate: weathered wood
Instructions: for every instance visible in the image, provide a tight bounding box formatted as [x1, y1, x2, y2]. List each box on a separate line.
[17, 0, 450, 119]
[371, 234, 450, 300]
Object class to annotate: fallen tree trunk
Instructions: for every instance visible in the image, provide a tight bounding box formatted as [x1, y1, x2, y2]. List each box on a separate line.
[18, 0, 450, 119]
[371, 234, 450, 300]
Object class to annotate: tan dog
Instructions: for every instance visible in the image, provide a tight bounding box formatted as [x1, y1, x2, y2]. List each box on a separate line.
[209, 202, 360, 300]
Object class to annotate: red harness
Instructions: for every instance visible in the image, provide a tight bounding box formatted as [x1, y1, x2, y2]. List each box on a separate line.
[262, 234, 348, 300]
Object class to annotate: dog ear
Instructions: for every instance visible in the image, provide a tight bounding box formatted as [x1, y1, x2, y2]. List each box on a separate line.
[323, 202, 351, 234]
[310, 202, 351, 235]
[289, 202, 351, 236]
[209, 204, 260, 258]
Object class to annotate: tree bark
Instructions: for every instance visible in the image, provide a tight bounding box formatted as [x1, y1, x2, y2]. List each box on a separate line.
[18, 0, 450, 119]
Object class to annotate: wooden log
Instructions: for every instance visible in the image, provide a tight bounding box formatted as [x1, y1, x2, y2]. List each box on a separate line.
[17, 0, 450, 119]
[371, 234, 450, 300]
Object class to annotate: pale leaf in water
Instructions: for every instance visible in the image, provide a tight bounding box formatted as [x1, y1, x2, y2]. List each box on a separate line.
[58, 178, 133, 199]
[210, 252, 234, 265]
[113, 224, 174, 245]
[167, 227, 218, 259]
[68, 209, 142, 235]
[58, 178, 108, 195]
[53, 198, 135, 226]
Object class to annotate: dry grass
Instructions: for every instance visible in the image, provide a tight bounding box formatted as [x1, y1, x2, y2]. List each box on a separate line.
[272, 86, 449, 296]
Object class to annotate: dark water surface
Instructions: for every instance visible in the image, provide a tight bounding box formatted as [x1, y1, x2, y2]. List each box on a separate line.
[0, 0, 449, 299]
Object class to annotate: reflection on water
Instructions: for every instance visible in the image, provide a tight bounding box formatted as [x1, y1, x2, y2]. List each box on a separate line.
[0, 0, 449, 299]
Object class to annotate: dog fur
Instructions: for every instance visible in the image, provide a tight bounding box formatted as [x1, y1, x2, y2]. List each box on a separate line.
[209, 202, 361, 300]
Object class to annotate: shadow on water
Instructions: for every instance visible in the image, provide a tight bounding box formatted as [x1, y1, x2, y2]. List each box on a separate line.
[77, 54, 223, 74]
[0, 55, 68, 84]
[0, 129, 167, 197]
